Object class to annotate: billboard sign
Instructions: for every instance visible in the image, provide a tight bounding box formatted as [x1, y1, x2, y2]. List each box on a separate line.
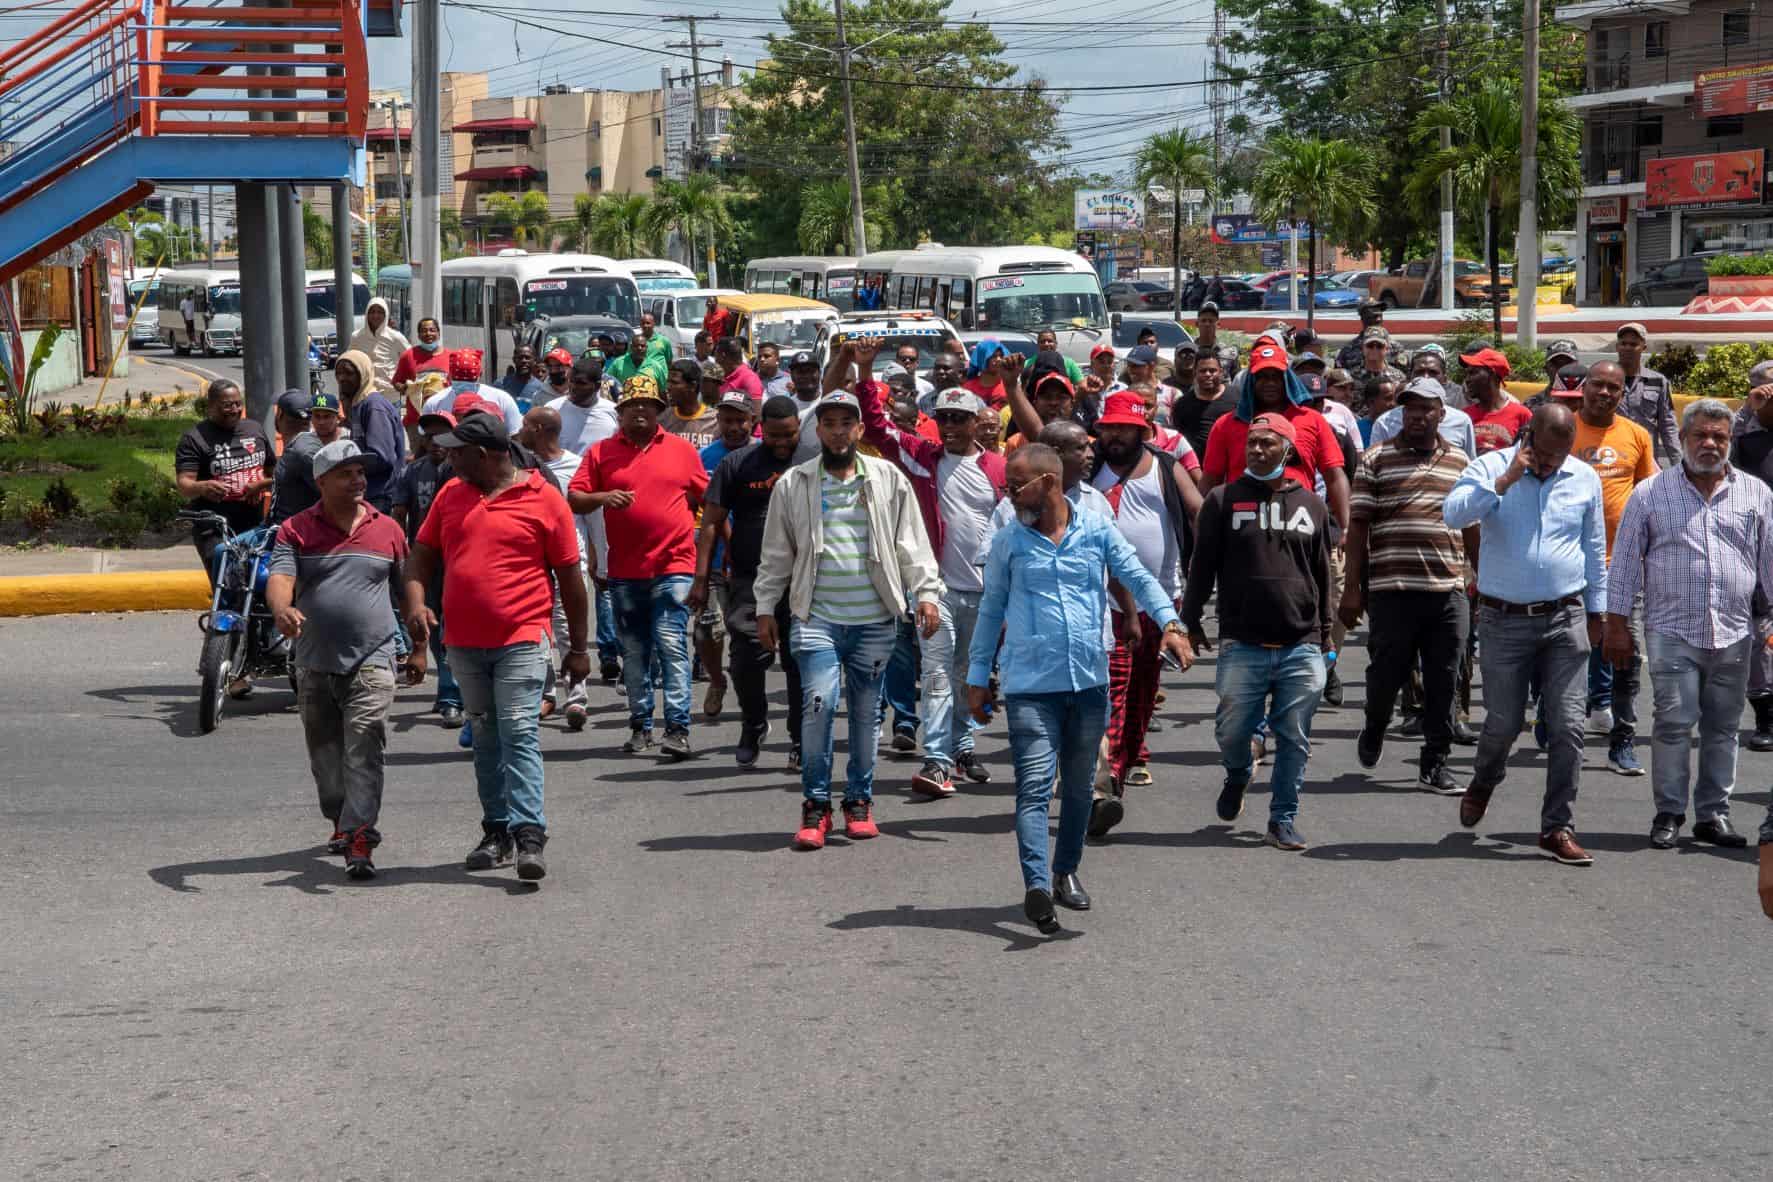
[1696, 61, 1773, 117]
[663, 85, 694, 182]
[1645, 149, 1765, 208]
[1073, 190, 1144, 232]
[1209, 213, 1311, 244]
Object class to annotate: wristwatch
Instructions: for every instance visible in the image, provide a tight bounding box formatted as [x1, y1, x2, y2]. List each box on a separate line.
[1163, 620, 1186, 636]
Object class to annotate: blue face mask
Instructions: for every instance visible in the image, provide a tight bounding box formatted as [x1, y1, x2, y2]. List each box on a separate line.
[1245, 462, 1285, 482]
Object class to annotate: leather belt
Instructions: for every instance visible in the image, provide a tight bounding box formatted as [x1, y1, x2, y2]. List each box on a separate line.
[1477, 593, 1582, 617]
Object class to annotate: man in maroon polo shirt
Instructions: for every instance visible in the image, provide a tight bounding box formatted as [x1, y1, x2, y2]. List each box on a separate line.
[404, 411, 589, 884]
[568, 372, 709, 760]
[268, 439, 408, 881]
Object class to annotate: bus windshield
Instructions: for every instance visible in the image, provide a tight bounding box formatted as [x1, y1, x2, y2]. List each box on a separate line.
[305, 282, 370, 321]
[524, 276, 640, 325]
[977, 272, 1107, 333]
[749, 313, 827, 351]
[208, 285, 242, 317]
[636, 276, 697, 293]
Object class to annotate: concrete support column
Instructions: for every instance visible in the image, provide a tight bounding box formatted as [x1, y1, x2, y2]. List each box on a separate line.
[332, 183, 354, 355]
[280, 184, 309, 393]
[236, 181, 283, 425]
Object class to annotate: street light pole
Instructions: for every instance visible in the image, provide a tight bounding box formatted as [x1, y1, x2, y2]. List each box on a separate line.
[833, 0, 868, 256]
[411, 0, 442, 320]
[1517, 0, 1541, 348]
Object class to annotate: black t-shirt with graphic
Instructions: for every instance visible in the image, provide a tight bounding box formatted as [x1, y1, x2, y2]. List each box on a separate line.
[175, 418, 276, 535]
[705, 441, 794, 581]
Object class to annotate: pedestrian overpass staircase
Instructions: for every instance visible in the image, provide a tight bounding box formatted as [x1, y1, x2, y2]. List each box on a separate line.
[0, 0, 368, 283]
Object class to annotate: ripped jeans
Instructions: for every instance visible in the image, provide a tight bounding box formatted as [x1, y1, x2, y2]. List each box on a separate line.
[790, 615, 896, 805]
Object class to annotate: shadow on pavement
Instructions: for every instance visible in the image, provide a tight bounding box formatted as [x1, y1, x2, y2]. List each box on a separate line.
[1304, 831, 1527, 862]
[1489, 831, 1761, 863]
[88, 683, 293, 738]
[637, 809, 1016, 854]
[147, 846, 538, 895]
[1101, 825, 1267, 850]
[827, 903, 1080, 951]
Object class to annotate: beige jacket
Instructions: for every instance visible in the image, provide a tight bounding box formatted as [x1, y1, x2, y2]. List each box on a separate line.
[753, 452, 943, 622]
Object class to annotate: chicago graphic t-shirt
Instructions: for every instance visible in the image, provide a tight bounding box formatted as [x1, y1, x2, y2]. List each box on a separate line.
[175, 418, 276, 535]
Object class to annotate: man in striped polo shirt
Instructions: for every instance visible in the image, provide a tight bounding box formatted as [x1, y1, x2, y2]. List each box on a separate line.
[1340, 376, 1479, 795]
[753, 390, 943, 851]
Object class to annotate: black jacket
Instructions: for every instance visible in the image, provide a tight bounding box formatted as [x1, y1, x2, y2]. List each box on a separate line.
[1181, 474, 1331, 648]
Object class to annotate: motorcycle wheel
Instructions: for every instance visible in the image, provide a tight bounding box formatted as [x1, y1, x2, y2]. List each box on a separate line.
[198, 628, 233, 733]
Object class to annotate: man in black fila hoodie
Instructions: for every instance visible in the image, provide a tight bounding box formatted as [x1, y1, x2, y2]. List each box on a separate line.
[1179, 412, 1332, 850]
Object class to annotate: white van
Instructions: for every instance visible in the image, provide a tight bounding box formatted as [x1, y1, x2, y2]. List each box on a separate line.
[882, 246, 1110, 362]
[158, 269, 241, 356]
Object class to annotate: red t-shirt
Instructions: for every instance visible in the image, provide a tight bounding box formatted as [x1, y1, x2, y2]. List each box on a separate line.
[703, 307, 734, 342]
[1202, 404, 1345, 488]
[962, 376, 1007, 410]
[568, 428, 708, 579]
[1465, 399, 1532, 454]
[393, 346, 452, 424]
[416, 469, 581, 650]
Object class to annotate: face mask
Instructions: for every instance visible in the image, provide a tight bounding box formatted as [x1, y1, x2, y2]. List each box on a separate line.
[1245, 462, 1285, 482]
[416, 339, 439, 353]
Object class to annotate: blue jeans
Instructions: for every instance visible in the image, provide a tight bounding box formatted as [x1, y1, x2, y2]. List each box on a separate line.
[1214, 640, 1326, 824]
[1646, 631, 1752, 822]
[791, 616, 896, 804]
[1007, 686, 1109, 893]
[451, 639, 550, 832]
[595, 586, 620, 665]
[429, 626, 461, 712]
[918, 589, 983, 767]
[877, 615, 922, 736]
[610, 575, 693, 732]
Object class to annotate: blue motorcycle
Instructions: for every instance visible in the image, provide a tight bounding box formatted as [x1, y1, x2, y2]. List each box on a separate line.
[179, 509, 293, 733]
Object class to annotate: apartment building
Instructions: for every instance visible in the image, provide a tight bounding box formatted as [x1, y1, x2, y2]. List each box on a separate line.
[1559, 0, 1773, 304]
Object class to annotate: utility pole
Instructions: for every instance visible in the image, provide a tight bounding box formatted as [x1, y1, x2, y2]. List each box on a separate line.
[1436, 0, 1454, 312]
[1517, 0, 1541, 347]
[206, 186, 216, 266]
[387, 97, 411, 261]
[832, 0, 868, 256]
[664, 15, 725, 281]
[412, 0, 442, 325]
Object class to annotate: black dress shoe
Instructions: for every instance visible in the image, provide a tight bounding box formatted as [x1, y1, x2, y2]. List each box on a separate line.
[1323, 667, 1344, 706]
[1450, 719, 1479, 746]
[1054, 873, 1091, 911]
[1356, 724, 1384, 770]
[1087, 791, 1124, 838]
[1649, 811, 1683, 849]
[1023, 888, 1060, 934]
[1692, 815, 1748, 847]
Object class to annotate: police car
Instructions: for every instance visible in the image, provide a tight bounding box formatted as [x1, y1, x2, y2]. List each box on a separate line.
[815, 309, 962, 372]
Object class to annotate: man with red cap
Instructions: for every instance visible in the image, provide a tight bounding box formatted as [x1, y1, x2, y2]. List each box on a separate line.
[1085, 389, 1205, 831]
[1456, 346, 1532, 455]
[1198, 337, 1348, 524]
[1179, 411, 1333, 851]
[419, 348, 523, 434]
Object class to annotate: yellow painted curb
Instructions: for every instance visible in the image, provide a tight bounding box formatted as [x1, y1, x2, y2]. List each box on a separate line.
[0, 570, 211, 617]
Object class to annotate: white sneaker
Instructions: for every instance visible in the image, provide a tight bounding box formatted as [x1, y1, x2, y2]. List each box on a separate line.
[1587, 707, 1614, 735]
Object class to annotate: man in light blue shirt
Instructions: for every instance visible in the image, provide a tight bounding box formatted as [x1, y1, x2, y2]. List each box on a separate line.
[1442, 403, 1608, 867]
[967, 444, 1190, 936]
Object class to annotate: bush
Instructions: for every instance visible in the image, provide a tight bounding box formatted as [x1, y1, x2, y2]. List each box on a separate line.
[139, 479, 185, 530]
[1685, 341, 1773, 398]
[1650, 344, 1700, 388]
[41, 477, 80, 519]
[1707, 252, 1773, 277]
[92, 508, 146, 546]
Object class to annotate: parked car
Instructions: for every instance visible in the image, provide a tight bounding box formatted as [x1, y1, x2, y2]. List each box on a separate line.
[1261, 278, 1362, 311]
[1248, 269, 1309, 292]
[1212, 278, 1265, 311]
[1624, 253, 1719, 307]
[1103, 280, 1175, 311]
[1368, 259, 1512, 308]
[1327, 269, 1382, 296]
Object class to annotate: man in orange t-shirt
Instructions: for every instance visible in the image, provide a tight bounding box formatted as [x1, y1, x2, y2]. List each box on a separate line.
[1557, 359, 1656, 773]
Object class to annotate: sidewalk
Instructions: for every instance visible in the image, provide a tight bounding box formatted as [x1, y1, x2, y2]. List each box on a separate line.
[56, 355, 220, 408]
[0, 544, 199, 577]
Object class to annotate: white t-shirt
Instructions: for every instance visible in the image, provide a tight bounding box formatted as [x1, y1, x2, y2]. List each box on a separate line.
[1092, 457, 1180, 597]
[422, 383, 523, 434]
[548, 394, 619, 457]
[934, 450, 1000, 594]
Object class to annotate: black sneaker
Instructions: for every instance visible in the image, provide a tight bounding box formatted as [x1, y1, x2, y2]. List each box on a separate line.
[1416, 760, 1465, 795]
[600, 658, 621, 685]
[890, 728, 917, 755]
[1399, 714, 1423, 737]
[735, 720, 770, 766]
[1265, 819, 1308, 851]
[438, 705, 464, 727]
[513, 825, 547, 881]
[623, 727, 655, 754]
[344, 827, 377, 880]
[327, 826, 349, 855]
[1215, 778, 1247, 822]
[660, 727, 693, 761]
[787, 743, 802, 773]
[954, 751, 992, 784]
[464, 824, 512, 871]
[1323, 666, 1344, 706]
[1356, 724, 1384, 769]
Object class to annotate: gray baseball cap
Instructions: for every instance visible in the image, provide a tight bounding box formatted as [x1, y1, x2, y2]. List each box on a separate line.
[311, 438, 390, 482]
[815, 390, 862, 417]
[1399, 375, 1447, 403]
[929, 387, 987, 418]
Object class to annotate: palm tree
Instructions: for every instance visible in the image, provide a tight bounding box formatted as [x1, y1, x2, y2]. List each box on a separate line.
[797, 180, 852, 254]
[1252, 136, 1376, 334]
[1411, 78, 1581, 341]
[1132, 128, 1215, 309]
[577, 192, 657, 256]
[647, 174, 734, 280]
[481, 190, 552, 247]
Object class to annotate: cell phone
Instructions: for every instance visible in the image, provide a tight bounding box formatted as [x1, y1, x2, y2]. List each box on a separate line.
[1517, 426, 1534, 452]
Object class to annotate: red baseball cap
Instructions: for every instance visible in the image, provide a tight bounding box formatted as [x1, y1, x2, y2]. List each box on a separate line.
[1248, 339, 1290, 375]
[1095, 390, 1152, 433]
[1458, 346, 1512, 380]
[452, 392, 495, 419]
[1248, 411, 1297, 448]
[545, 347, 574, 367]
[1090, 343, 1116, 360]
[1033, 371, 1076, 399]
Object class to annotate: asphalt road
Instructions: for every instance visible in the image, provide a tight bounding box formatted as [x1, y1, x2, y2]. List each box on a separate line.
[3, 610, 1770, 1181]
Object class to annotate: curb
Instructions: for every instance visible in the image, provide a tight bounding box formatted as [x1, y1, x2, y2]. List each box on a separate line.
[0, 570, 210, 617]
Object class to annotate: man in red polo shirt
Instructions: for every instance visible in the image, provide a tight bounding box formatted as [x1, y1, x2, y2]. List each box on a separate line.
[703, 296, 735, 345]
[404, 410, 588, 884]
[715, 337, 763, 402]
[568, 372, 709, 760]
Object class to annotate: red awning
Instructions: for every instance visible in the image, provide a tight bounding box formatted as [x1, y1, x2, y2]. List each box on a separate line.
[454, 165, 539, 181]
[454, 117, 536, 133]
[365, 126, 411, 141]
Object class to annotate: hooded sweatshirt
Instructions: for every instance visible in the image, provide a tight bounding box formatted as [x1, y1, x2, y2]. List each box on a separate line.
[348, 297, 410, 388]
[962, 338, 1010, 409]
[337, 349, 406, 505]
[1180, 473, 1331, 649]
[1200, 358, 1345, 489]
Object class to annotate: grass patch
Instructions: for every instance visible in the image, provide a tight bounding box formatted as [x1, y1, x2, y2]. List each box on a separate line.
[0, 416, 189, 506]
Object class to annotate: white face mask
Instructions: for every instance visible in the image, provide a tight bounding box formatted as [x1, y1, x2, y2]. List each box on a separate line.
[1245, 462, 1285, 482]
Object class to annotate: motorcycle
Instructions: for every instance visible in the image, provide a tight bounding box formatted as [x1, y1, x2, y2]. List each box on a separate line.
[179, 509, 294, 733]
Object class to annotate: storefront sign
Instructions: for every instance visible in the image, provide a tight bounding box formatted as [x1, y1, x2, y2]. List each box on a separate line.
[1209, 214, 1312, 244]
[1073, 190, 1145, 232]
[1696, 61, 1773, 117]
[105, 239, 127, 330]
[1588, 196, 1625, 225]
[1593, 230, 1625, 244]
[1645, 149, 1765, 208]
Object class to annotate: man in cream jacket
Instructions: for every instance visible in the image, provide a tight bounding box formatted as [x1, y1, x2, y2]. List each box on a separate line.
[754, 389, 944, 850]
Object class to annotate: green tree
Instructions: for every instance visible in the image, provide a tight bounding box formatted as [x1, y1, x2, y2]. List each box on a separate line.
[482, 190, 552, 247]
[301, 201, 332, 268]
[1133, 128, 1216, 305]
[647, 175, 733, 277]
[732, 0, 1065, 254]
[577, 192, 658, 256]
[1409, 77, 1580, 340]
[1252, 136, 1376, 333]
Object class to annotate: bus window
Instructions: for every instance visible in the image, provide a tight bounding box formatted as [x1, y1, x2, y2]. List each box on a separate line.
[495, 277, 520, 327]
[948, 277, 972, 328]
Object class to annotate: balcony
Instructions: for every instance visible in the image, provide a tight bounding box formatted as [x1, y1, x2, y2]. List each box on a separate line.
[466, 142, 542, 173]
[1583, 137, 1766, 188]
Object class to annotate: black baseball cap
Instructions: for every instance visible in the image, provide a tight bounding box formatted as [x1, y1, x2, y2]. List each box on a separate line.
[788, 350, 817, 369]
[433, 412, 510, 450]
[309, 391, 342, 414]
[275, 388, 312, 419]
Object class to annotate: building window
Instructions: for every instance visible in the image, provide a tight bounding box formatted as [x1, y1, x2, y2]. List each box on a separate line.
[591, 120, 601, 138]
[1707, 114, 1746, 137]
[15, 264, 75, 329]
[653, 118, 662, 136]
[1723, 9, 1750, 45]
[1634, 114, 1662, 147]
[1644, 21, 1667, 58]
